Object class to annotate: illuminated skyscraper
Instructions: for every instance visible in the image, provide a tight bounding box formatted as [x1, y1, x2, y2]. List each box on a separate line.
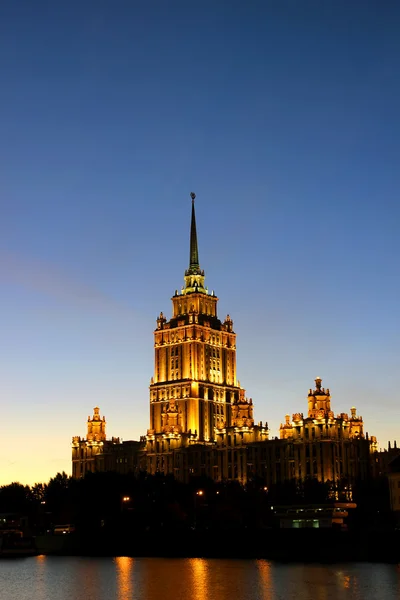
[145, 194, 268, 478]
[72, 195, 381, 487]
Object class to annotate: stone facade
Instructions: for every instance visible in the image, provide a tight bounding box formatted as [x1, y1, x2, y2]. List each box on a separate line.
[145, 197, 268, 479]
[388, 455, 400, 514]
[72, 196, 381, 487]
[72, 407, 145, 478]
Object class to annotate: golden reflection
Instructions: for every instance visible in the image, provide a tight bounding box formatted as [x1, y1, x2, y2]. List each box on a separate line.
[189, 558, 209, 600]
[256, 560, 273, 597]
[336, 570, 359, 596]
[34, 553, 47, 600]
[115, 556, 134, 600]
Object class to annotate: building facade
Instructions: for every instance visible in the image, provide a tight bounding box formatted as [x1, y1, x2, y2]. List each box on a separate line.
[145, 195, 268, 480]
[72, 407, 144, 478]
[72, 195, 380, 487]
[275, 377, 377, 483]
[388, 454, 400, 515]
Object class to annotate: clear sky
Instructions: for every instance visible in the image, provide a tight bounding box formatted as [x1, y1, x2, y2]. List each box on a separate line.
[1, 1, 399, 485]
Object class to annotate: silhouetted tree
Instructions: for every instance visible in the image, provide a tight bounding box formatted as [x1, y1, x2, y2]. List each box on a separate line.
[0, 482, 31, 513]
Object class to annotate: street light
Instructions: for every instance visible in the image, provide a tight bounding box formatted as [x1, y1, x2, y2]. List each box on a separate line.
[193, 490, 204, 529]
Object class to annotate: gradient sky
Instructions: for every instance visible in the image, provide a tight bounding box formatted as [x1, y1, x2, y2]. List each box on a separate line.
[1, 1, 399, 485]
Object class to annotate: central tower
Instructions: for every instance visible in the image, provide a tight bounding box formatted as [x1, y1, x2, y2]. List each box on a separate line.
[148, 194, 237, 438]
[146, 194, 267, 477]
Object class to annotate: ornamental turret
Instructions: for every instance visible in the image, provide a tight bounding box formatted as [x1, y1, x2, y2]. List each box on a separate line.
[307, 377, 332, 418]
[87, 407, 106, 442]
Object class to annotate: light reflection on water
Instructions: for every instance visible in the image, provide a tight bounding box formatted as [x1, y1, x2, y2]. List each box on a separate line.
[116, 556, 134, 600]
[0, 556, 400, 600]
[190, 557, 209, 600]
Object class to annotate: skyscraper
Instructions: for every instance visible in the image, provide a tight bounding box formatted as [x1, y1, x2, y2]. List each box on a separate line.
[145, 194, 268, 480]
[72, 195, 381, 486]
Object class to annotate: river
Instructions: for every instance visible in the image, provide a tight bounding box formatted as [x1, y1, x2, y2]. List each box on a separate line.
[0, 556, 400, 599]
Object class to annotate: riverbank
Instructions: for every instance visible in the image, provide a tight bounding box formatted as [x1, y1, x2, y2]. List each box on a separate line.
[34, 528, 400, 563]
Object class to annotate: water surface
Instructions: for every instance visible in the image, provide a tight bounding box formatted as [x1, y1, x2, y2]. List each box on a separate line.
[0, 556, 399, 600]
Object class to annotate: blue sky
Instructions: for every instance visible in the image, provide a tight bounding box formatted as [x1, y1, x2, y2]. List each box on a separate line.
[1, 1, 399, 484]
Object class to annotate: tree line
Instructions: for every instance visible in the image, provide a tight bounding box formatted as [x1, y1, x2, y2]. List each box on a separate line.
[0, 471, 392, 535]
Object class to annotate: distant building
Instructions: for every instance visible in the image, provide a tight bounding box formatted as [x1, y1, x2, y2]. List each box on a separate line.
[387, 454, 400, 515]
[274, 377, 377, 483]
[72, 407, 144, 478]
[273, 503, 356, 529]
[72, 195, 381, 487]
[371, 441, 400, 479]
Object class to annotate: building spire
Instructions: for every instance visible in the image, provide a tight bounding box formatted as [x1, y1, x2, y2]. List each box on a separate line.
[183, 192, 206, 293]
[189, 192, 199, 271]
